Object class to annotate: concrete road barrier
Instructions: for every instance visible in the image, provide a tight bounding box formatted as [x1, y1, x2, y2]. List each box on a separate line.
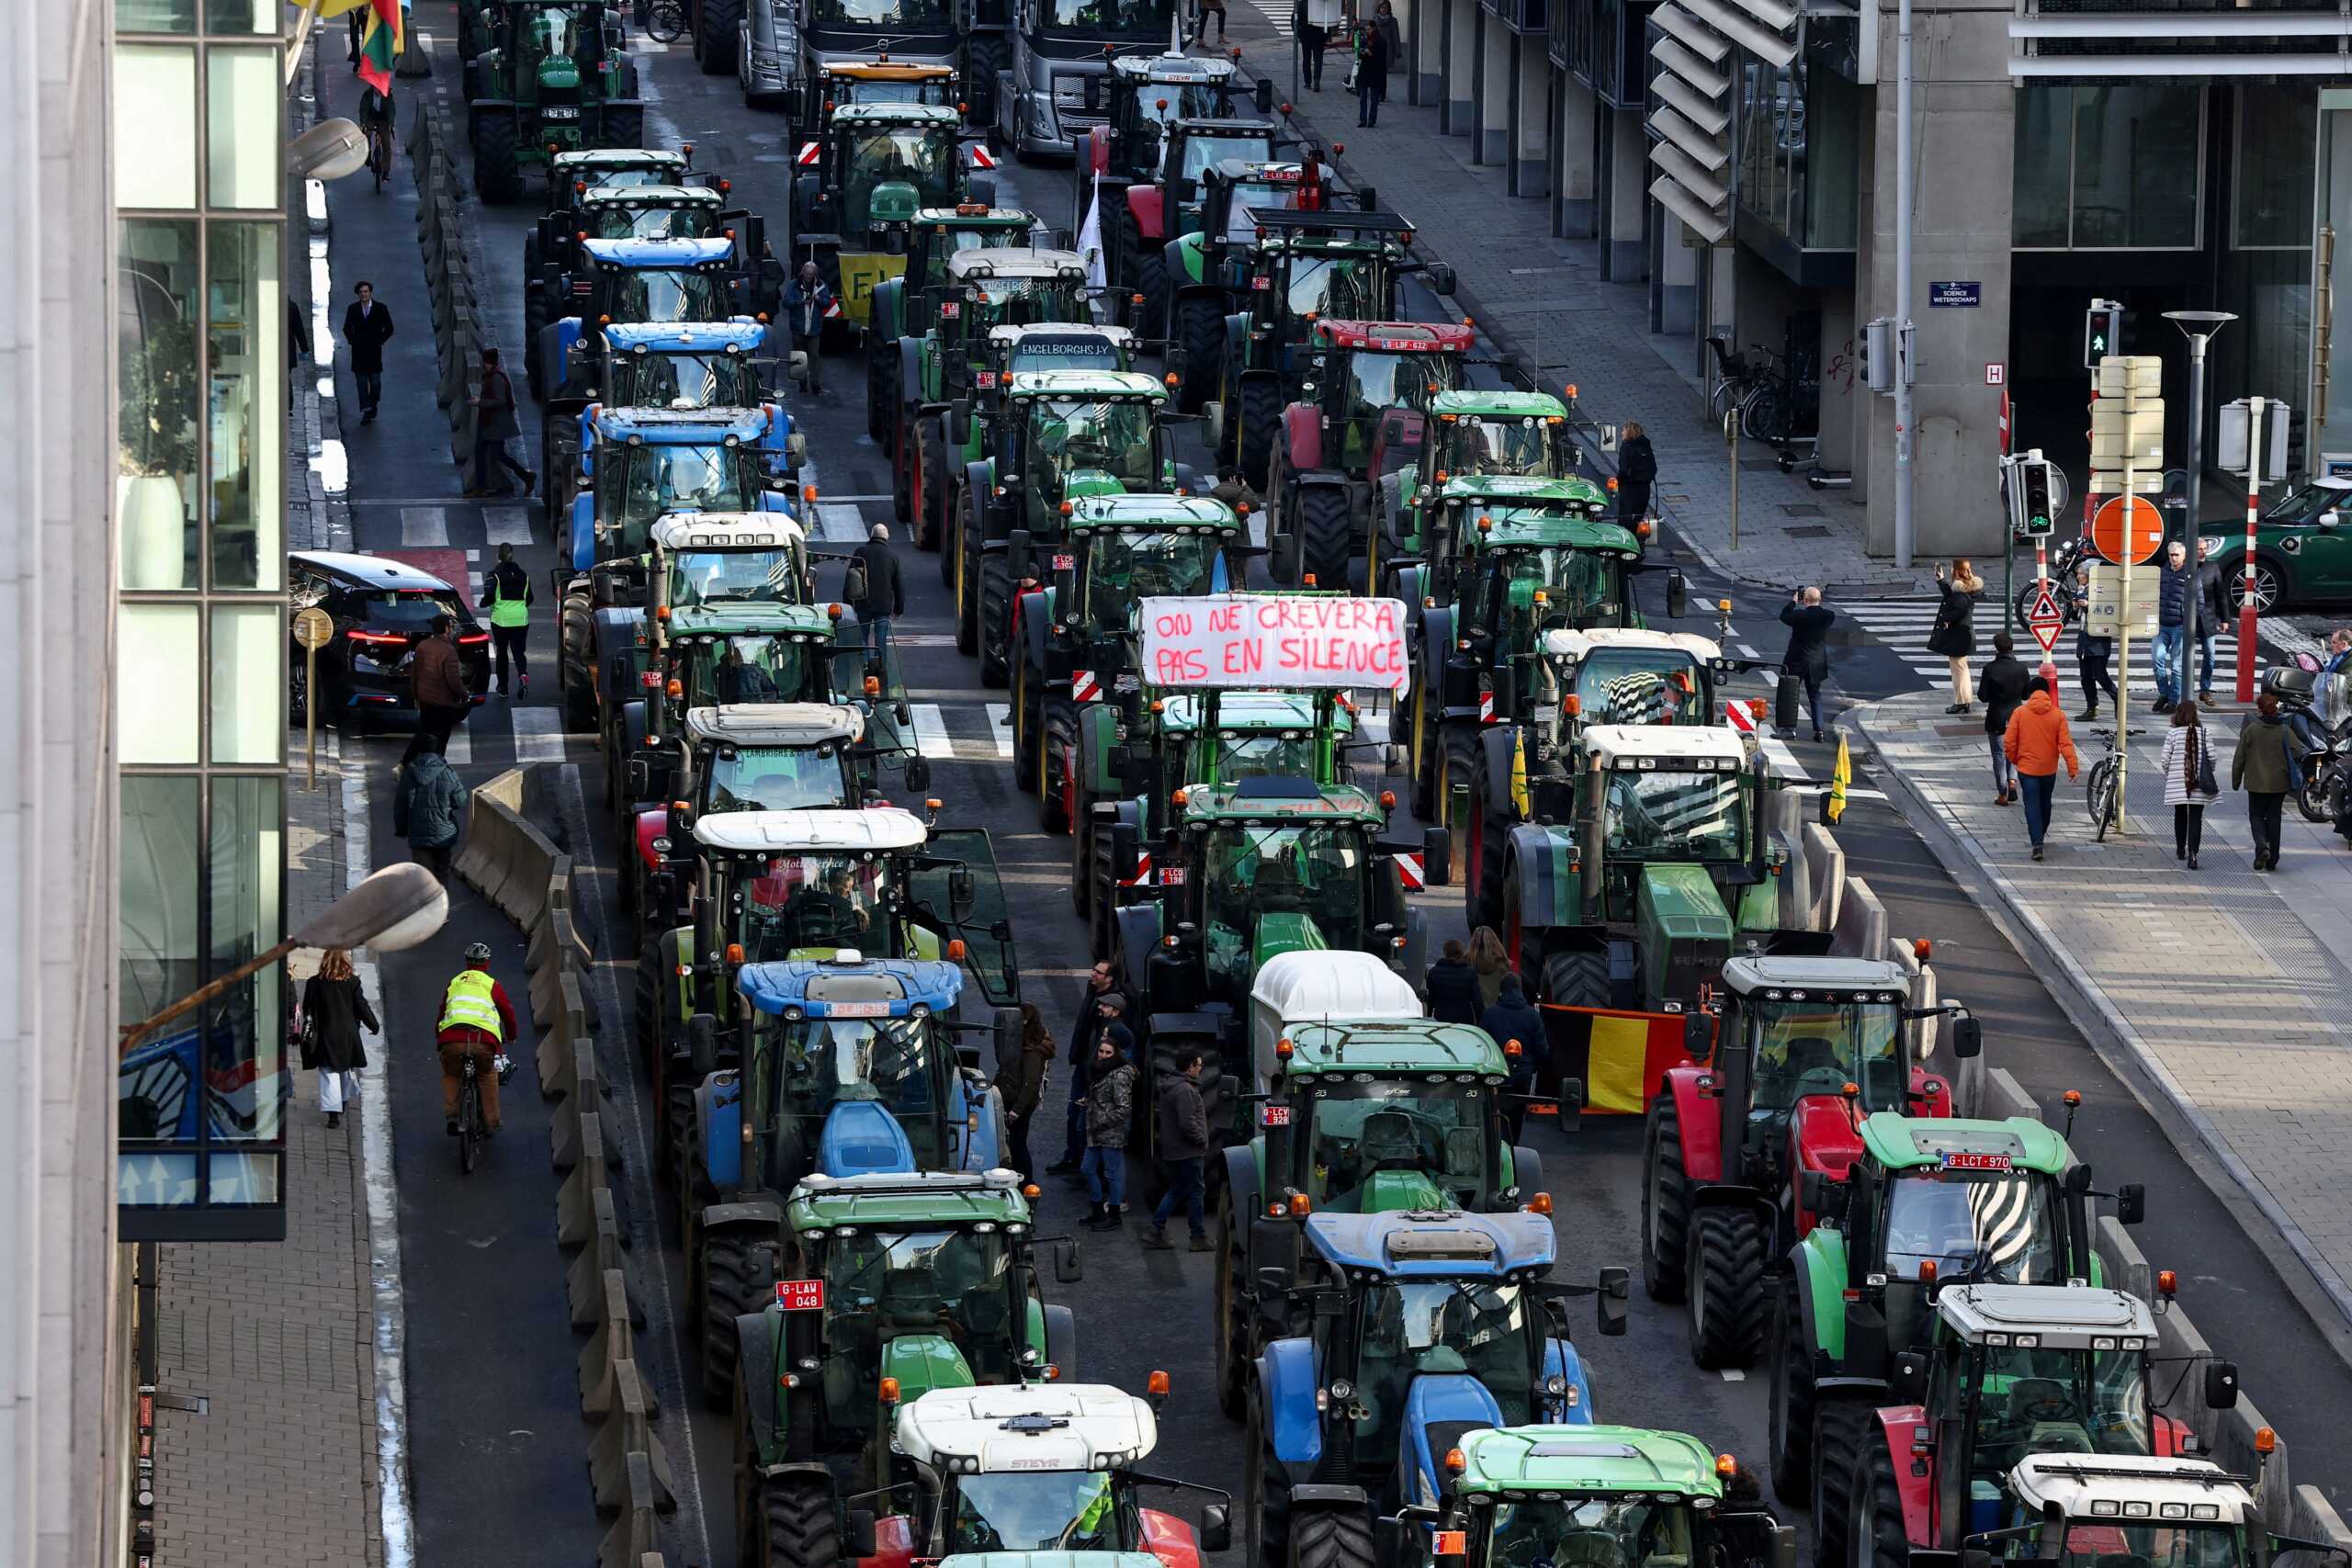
[556, 1112, 611, 1247]
[566, 1189, 641, 1329]
[594, 1451, 663, 1568]
[578, 1270, 658, 1418]
[588, 1359, 678, 1515]
[1828, 874, 1886, 959]
[1978, 1066, 2041, 1123]
[1802, 820, 1844, 929]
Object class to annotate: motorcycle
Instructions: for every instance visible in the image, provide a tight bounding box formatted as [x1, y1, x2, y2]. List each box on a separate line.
[2013, 534, 2096, 627]
[2267, 652, 2350, 823]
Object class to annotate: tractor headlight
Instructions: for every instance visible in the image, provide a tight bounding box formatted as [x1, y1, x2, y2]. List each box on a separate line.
[1329, 1379, 1353, 1401]
[1544, 1374, 1567, 1395]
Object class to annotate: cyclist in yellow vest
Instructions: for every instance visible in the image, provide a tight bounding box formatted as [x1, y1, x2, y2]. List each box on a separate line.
[481, 542, 536, 697]
[436, 942, 517, 1134]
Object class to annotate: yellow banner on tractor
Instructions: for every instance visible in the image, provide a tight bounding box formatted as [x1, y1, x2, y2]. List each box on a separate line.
[835, 253, 908, 328]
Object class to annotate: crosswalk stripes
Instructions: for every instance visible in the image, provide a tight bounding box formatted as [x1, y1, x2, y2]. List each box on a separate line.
[814, 503, 868, 544]
[1834, 597, 2263, 696]
[988, 703, 1015, 758]
[482, 506, 532, 547]
[910, 703, 956, 759]
[400, 506, 449, 547]
[1244, 0, 1294, 34]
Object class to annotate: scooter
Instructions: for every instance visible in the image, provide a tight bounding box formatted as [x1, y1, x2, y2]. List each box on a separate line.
[2268, 653, 2350, 823]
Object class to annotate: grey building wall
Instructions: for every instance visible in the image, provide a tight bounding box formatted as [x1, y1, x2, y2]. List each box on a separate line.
[0, 0, 130, 1562]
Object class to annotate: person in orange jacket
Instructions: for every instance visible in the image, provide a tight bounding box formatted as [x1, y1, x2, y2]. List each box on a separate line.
[2002, 672, 2080, 863]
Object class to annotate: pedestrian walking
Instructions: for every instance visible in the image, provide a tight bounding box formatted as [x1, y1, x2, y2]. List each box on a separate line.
[783, 262, 834, 395]
[2152, 539, 2193, 714]
[1779, 586, 1835, 742]
[299, 947, 379, 1129]
[1468, 925, 1510, 1011]
[2232, 693, 2301, 871]
[1192, 0, 1225, 43]
[1080, 1032, 1137, 1231]
[1352, 14, 1390, 125]
[2193, 536, 2229, 706]
[2073, 568, 2119, 720]
[464, 347, 536, 499]
[1928, 558, 1985, 715]
[1424, 937, 1481, 1024]
[394, 738, 469, 884]
[1372, 0, 1401, 69]
[1479, 974, 1546, 1144]
[401, 612, 472, 764]
[1143, 1049, 1212, 1251]
[481, 541, 535, 695]
[1978, 632, 2033, 806]
[340, 280, 395, 423]
[1298, 0, 1342, 88]
[996, 1001, 1056, 1182]
[1614, 422, 1657, 523]
[848, 523, 904, 667]
[2002, 682, 2079, 862]
[1048, 964, 1122, 1175]
[2161, 702, 2220, 871]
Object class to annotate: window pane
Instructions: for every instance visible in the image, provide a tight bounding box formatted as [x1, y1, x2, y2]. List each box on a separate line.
[2014, 85, 2072, 247]
[117, 1155, 200, 1208]
[209, 778, 285, 1145]
[1804, 69, 1860, 249]
[209, 1153, 282, 1203]
[208, 48, 281, 209]
[211, 605, 283, 763]
[116, 46, 198, 208]
[208, 223, 283, 589]
[206, 0, 276, 33]
[120, 605, 202, 764]
[2238, 86, 2315, 249]
[120, 777, 203, 1150]
[119, 0, 197, 32]
[2073, 85, 2199, 248]
[119, 220, 203, 590]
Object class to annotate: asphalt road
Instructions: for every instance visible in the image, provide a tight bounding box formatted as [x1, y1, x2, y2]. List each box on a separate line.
[309, 16, 2351, 1563]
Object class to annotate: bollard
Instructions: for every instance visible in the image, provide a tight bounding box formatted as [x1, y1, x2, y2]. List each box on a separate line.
[578, 1269, 658, 1417]
[594, 1450, 662, 1568]
[567, 1189, 643, 1328]
[556, 1112, 610, 1247]
[588, 1359, 678, 1513]
[537, 994, 575, 1091]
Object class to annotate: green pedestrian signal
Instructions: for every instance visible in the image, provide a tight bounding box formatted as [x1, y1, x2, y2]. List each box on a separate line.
[2083, 299, 2123, 370]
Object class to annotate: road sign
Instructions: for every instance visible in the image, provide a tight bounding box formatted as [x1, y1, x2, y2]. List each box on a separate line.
[2090, 495, 2165, 564]
[1930, 281, 1981, 308]
[1986, 364, 2006, 386]
[2086, 561, 2161, 636]
[294, 606, 334, 793]
[2026, 583, 2064, 656]
[293, 607, 334, 649]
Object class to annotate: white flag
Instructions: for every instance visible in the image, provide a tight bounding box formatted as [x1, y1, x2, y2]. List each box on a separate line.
[1078, 168, 1107, 299]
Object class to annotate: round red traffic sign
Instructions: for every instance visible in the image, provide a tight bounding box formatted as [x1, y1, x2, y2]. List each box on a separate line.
[2090, 495, 2165, 565]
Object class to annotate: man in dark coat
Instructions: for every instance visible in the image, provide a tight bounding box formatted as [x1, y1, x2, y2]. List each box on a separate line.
[1144, 1049, 1212, 1250]
[2194, 536, 2231, 707]
[1779, 587, 1835, 742]
[340, 279, 395, 423]
[1424, 938, 1482, 1024]
[1049, 963, 1121, 1175]
[1615, 422, 1657, 522]
[852, 523, 905, 667]
[464, 347, 535, 498]
[1976, 632, 2035, 806]
[1479, 975, 1546, 1143]
[402, 614, 472, 765]
[2153, 540, 2193, 714]
[782, 262, 834, 394]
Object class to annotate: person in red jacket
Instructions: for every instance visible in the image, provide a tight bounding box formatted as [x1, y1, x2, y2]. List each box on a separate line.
[436, 942, 516, 1134]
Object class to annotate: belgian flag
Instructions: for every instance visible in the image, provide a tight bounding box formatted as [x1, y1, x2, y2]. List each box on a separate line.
[1539, 1004, 1695, 1116]
[354, 0, 403, 97]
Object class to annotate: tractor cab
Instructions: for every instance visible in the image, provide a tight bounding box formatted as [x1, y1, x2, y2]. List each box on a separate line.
[1086, 49, 1263, 185]
[1414, 389, 1578, 486]
[806, 59, 964, 124]
[565, 405, 794, 574]
[991, 369, 1174, 521]
[892, 206, 1041, 316]
[1152, 689, 1354, 789]
[590, 321, 774, 408]
[987, 321, 1136, 382]
[794, 104, 995, 338]
[544, 146, 691, 204]
[537, 236, 752, 399]
[1534, 629, 1724, 740]
[936, 248, 1094, 351]
[577, 183, 729, 241]
[653, 511, 814, 615]
[1293, 319, 1472, 473]
[526, 149, 697, 354]
[1052, 493, 1242, 647]
[1974, 1455, 2313, 1568]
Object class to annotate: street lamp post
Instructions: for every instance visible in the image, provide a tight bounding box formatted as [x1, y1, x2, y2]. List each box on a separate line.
[2165, 310, 2235, 708]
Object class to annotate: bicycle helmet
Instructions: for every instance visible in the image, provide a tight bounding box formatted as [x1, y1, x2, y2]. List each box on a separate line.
[464, 942, 492, 964]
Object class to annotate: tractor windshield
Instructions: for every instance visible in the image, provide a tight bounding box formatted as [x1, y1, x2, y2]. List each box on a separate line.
[1203, 822, 1364, 953]
[616, 445, 753, 536]
[1306, 1078, 1493, 1208]
[1747, 997, 1905, 1113]
[605, 266, 731, 322]
[671, 547, 805, 609]
[1446, 416, 1561, 478]
[1337, 349, 1457, 422]
[948, 1471, 1130, 1553]
[591, 204, 721, 241]
[1223, 179, 1305, 244]
[1882, 1167, 2064, 1286]
[844, 128, 958, 230]
[1491, 546, 1625, 631]
[1128, 83, 1227, 130]
[1480, 1496, 1697, 1568]
[1283, 255, 1384, 323]
[2051, 1522, 2245, 1568]
[1600, 768, 1745, 861]
[1199, 728, 1319, 783]
[964, 276, 1081, 331]
[704, 745, 854, 814]
[809, 0, 954, 28]
[692, 634, 820, 706]
[1353, 1280, 1533, 1448]
[522, 6, 583, 65]
[1040, 0, 1172, 35]
[605, 351, 763, 409]
[1965, 1341, 2150, 1478]
[1025, 399, 1158, 491]
[736, 852, 892, 956]
[767, 1013, 949, 1165]
[818, 1227, 1018, 1423]
[1081, 529, 1223, 627]
[1567, 652, 1708, 726]
[1176, 132, 1272, 186]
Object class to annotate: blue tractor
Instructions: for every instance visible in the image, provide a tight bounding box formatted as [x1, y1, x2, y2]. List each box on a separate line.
[539, 318, 787, 502]
[686, 953, 1015, 1401]
[531, 236, 761, 401]
[1245, 1210, 1630, 1568]
[563, 403, 798, 581]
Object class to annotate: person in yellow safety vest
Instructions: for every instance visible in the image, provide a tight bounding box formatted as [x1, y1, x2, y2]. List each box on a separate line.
[436, 941, 518, 1134]
[481, 541, 535, 697]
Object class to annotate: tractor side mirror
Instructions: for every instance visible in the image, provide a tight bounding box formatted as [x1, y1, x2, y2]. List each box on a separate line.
[844, 1513, 879, 1558]
[1597, 1265, 1630, 1337]
[948, 864, 978, 922]
[1255, 1264, 1292, 1296]
[1254, 77, 1274, 114]
[1892, 1350, 1929, 1403]
[905, 757, 933, 793]
[687, 1012, 719, 1076]
[2204, 1360, 2240, 1410]
[948, 398, 973, 446]
[1056, 1237, 1085, 1283]
[1800, 1170, 1848, 1221]
[1426, 262, 1457, 296]
[1048, 226, 1075, 252]
[1110, 822, 1143, 885]
[627, 757, 651, 798]
[1491, 664, 1518, 722]
[1557, 1077, 1583, 1127]
[2116, 1182, 2146, 1225]
[1420, 826, 1452, 887]
[1667, 569, 1688, 621]
[1172, 176, 1197, 204]
[1201, 1505, 1233, 1553]
[1950, 1015, 1983, 1058]
[1084, 74, 1102, 110]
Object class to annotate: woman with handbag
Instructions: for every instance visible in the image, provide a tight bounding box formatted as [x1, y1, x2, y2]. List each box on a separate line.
[2161, 702, 2220, 871]
[1927, 558, 1985, 715]
[300, 948, 379, 1128]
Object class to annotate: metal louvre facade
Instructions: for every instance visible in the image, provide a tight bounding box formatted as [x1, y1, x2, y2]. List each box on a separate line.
[2011, 2, 2352, 78]
[1646, 0, 1798, 239]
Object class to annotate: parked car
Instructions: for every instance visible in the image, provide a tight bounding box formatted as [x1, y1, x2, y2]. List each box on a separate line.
[288, 551, 492, 729]
[2201, 474, 2352, 612]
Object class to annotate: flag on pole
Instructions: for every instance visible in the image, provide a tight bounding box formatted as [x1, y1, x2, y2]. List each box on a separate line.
[288, 0, 375, 18]
[354, 0, 403, 96]
[1077, 169, 1107, 297]
[1826, 731, 1851, 824]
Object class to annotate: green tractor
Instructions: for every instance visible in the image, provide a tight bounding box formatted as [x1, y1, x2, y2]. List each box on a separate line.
[1157, 155, 1335, 412]
[945, 368, 1193, 687]
[1769, 1112, 2146, 1542]
[865, 203, 1045, 452]
[729, 1169, 1081, 1568]
[1007, 492, 1249, 834]
[1386, 1425, 1795, 1568]
[464, 0, 644, 203]
[1377, 387, 1582, 581]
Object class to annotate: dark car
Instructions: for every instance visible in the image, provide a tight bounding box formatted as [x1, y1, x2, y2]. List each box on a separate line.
[288, 551, 492, 728]
[2200, 475, 2352, 613]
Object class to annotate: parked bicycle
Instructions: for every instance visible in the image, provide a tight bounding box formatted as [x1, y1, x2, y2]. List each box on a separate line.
[2085, 726, 2125, 842]
[644, 0, 687, 42]
[1705, 336, 1810, 450]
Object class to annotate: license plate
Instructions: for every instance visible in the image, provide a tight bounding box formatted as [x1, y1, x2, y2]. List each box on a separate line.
[776, 1279, 826, 1311]
[1261, 1103, 1292, 1127]
[825, 1000, 889, 1018]
[941, 300, 960, 318]
[1052, 553, 1076, 571]
[1159, 865, 1185, 886]
[978, 370, 998, 388]
[542, 106, 580, 119]
[1251, 276, 1272, 290]
[1939, 1151, 2013, 1172]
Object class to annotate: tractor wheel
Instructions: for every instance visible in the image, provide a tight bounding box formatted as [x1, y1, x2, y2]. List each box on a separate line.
[978, 553, 1013, 688]
[1245, 1396, 1295, 1568]
[1541, 949, 1609, 1009]
[1120, 210, 1167, 336]
[632, 935, 663, 1080]
[1040, 696, 1078, 833]
[1234, 377, 1282, 493]
[1768, 1282, 1817, 1505]
[1070, 798, 1093, 919]
[1293, 1505, 1374, 1568]
[1852, 1429, 1909, 1568]
[1471, 784, 1510, 931]
[1686, 1206, 1770, 1369]
[695, 0, 742, 73]
[865, 346, 892, 442]
[1012, 659, 1041, 794]
[892, 411, 913, 524]
[1643, 1095, 1691, 1301]
[599, 103, 646, 150]
[1214, 1190, 1249, 1419]
[656, 1077, 694, 1186]
[523, 289, 551, 399]
[1812, 1399, 1871, 1568]
[955, 493, 982, 655]
[1175, 296, 1222, 414]
[1295, 483, 1355, 592]
[1088, 815, 1117, 961]
[756, 1469, 841, 1568]
[698, 1230, 765, 1406]
[921, 423, 950, 554]
[966, 34, 1008, 134]
[473, 116, 523, 203]
[1438, 727, 1477, 886]
[1408, 682, 1434, 818]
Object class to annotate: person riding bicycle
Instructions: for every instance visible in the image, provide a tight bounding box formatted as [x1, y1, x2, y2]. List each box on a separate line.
[437, 942, 517, 1137]
[358, 83, 396, 142]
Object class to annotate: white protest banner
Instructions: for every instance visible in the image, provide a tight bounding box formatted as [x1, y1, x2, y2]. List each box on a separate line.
[1139, 595, 1411, 694]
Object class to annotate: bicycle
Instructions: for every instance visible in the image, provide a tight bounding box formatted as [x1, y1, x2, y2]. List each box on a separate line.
[366, 115, 394, 193]
[2085, 727, 2124, 842]
[644, 0, 687, 43]
[455, 1051, 486, 1172]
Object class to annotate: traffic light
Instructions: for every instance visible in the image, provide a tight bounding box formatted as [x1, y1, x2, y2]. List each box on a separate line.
[2083, 299, 2124, 370]
[2020, 458, 2055, 536]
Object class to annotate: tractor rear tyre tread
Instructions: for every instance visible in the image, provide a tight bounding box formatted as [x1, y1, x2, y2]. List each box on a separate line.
[699, 1230, 762, 1406]
[1040, 697, 1078, 833]
[1474, 785, 1510, 931]
[599, 104, 646, 150]
[1249, 1401, 1295, 1568]
[473, 120, 523, 203]
[1175, 297, 1222, 414]
[1687, 1206, 1770, 1369]
[1768, 1283, 1816, 1505]
[1088, 817, 1117, 961]
[978, 554, 1013, 688]
[1012, 662, 1042, 794]
[1235, 377, 1281, 493]
[955, 498, 982, 654]
[1643, 1096, 1690, 1301]
[1215, 1194, 1248, 1418]
[1811, 1399, 1870, 1568]
[1541, 949, 1610, 1010]
[1292, 1504, 1374, 1568]
[695, 0, 742, 73]
[632, 935, 663, 1080]
[758, 1472, 841, 1568]
[657, 1078, 694, 1186]
[1439, 727, 1478, 886]
[922, 423, 951, 555]
[1296, 484, 1355, 592]
[1854, 1430, 1907, 1568]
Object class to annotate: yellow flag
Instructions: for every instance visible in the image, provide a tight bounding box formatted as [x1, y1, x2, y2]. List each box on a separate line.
[1826, 732, 1851, 824]
[288, 0, 376, 20]
[1510, 728, 1530, 819]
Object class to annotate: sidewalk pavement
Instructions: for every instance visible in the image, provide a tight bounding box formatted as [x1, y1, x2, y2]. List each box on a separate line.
[1853, 686, 2352, 1335]
[1214, 23, 1925, 595]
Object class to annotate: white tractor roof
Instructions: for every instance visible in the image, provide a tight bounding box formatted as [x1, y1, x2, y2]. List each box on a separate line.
[692, 807, 926, 854]
[2008, 1455, 2254, 1527]
[651, 513, 807, 551]
[990, 322, 1136, 348]
[1543, 627, 1724, 663]
[897, 1384, 1159, 1473]
[1252, 951, 1423, 1026]
[1937, 1284, 2159, 1348]
[1721, 955, 1912, 995]
[1582, 723, 1748, 768]
[685, 704, 863, 748]
[950, 247, 1088, 280]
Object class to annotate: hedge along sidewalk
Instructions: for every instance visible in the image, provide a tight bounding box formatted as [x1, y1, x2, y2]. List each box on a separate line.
[1851, 685, 2352, 1347]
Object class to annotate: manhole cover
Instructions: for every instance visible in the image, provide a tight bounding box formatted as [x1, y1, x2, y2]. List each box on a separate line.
[1781, 503, 1826, 518]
